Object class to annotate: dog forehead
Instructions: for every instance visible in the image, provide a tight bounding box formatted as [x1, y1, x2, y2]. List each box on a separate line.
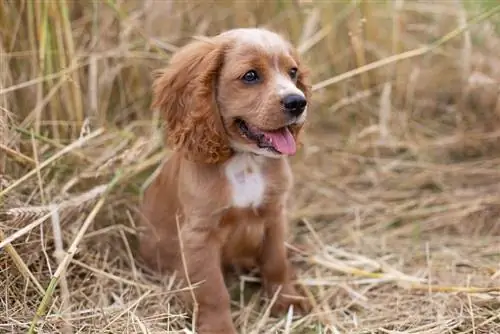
[219, 28, 291, 55]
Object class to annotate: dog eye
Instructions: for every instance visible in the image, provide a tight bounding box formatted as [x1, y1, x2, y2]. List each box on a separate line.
[289, 68, 298, 80]
[242, 70, 259, 83]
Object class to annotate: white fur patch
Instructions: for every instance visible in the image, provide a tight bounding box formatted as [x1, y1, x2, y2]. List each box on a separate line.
[275, 73, 305, 98]
[225, 153, 266, 208]
[220, 28, 290, 56]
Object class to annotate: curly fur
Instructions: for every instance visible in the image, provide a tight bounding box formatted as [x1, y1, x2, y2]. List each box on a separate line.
[152, 40, 232, 164]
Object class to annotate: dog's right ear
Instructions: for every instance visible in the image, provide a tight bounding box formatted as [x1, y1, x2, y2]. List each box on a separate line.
[152, 38, 232, 164]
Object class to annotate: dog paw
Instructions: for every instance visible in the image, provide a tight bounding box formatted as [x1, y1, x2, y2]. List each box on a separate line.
[197, 325, 237, 334]
[197, 312, 237, 334]
[266, 283, 311, 317]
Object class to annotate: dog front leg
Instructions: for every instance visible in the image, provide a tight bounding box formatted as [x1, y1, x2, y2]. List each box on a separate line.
[179, 222, 237, 334]
[258, 209, 310, 316]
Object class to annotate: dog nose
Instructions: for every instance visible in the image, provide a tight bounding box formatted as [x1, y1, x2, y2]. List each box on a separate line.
[282, 94, 307, 117]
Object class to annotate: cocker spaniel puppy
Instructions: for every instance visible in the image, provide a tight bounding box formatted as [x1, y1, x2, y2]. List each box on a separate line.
[139, 28, 311, 334]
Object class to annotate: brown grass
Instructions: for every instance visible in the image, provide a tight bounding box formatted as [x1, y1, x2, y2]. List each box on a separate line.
[1, 1, 500, 333]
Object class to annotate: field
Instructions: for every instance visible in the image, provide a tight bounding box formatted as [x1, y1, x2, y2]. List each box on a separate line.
[1, 1, 500, 333]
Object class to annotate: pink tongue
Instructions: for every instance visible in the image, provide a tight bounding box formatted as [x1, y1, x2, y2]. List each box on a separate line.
[263, 127, 296, 155]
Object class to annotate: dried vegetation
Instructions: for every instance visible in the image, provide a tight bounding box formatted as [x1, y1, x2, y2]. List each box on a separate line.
[1, 1, 500, 333]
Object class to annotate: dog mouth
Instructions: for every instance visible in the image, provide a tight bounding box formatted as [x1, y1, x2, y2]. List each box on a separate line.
[235, 118, 297, 155]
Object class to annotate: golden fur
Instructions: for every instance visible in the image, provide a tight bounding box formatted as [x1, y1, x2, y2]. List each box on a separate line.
[139, 28, 312, 334]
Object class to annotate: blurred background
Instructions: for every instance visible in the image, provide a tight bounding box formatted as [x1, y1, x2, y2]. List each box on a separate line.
[1, 1, 500, 333]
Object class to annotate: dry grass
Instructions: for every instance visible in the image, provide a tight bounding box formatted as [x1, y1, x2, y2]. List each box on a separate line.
[1, 1, 500, 333]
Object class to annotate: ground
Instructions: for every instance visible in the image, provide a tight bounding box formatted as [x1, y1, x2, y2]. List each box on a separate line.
[1, 1, 500, 333]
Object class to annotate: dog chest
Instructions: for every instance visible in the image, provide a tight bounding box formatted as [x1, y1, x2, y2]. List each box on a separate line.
[224, 153, 266, 208]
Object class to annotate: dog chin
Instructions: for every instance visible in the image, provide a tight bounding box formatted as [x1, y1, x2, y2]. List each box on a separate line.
[230, 141, 284, 159]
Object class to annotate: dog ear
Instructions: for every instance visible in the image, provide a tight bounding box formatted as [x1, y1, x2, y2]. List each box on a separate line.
[152, 39, 231, 164]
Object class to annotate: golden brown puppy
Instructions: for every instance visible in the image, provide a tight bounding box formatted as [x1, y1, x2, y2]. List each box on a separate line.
[139, 28, 311, 334]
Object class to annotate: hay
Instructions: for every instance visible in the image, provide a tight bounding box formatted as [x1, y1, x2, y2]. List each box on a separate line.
[1, 1, 500, 333]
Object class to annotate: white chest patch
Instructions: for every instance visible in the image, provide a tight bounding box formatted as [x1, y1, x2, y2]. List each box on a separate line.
[225, 153, 266, 208]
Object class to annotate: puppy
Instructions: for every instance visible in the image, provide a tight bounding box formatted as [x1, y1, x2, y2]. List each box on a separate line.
[139, 28, 311, 334]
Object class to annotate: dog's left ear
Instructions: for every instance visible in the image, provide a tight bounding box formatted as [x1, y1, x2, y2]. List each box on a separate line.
[152, 38, 232, 164]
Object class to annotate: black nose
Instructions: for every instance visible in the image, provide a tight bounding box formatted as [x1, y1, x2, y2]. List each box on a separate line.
[282, 94, 307, 117]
